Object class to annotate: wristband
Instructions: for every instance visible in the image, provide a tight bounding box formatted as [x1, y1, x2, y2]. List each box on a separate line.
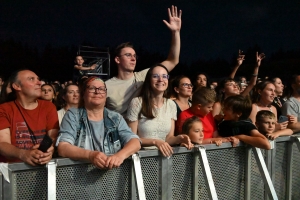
[252, 74, 258, 77]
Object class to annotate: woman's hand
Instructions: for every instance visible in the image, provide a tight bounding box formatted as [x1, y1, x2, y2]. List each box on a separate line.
[154, 140, 173, 157]
[105, 154, 126, 170]
[89, 151, 108, 169]
[275, 121, 288, 130]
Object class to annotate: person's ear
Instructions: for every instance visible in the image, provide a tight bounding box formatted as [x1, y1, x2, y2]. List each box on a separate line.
[197, 104, 202, 109]
[12, 82, 21, 91]
[174, 87, 179, 93]
[236, 112, 242, 118]
[115, 56, 120, 64]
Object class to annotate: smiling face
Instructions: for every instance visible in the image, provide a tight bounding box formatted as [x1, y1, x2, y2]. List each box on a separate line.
[259, 83, 275, 105]
[273, 78, 284, 97]
[41, 85, 55, 101]
[188, 121, 204, 144]
[256, 117, 276, 134]
[75, 56, 84, 66]
[150, 66, 169, 94]
[83, 79, 107, 108]
[115, 47, 137, 73]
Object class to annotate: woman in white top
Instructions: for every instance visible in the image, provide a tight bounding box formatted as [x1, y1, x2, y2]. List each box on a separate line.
[127, 64, 192, 157]
[57, 84, 80, 125]
[249, 80, 288, 130]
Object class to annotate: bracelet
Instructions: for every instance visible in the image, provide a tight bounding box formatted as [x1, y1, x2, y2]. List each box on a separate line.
[252, 74, 258, 77]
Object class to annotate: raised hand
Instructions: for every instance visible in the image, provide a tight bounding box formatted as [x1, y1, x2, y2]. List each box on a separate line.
[237, 49, 245, 66]
[256, 52, 266, 67]
[163, 5, 182, 32]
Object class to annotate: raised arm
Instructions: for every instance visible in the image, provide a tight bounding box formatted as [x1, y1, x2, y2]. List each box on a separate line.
[74, 64, 96, 71]
[161, 5, 182, 72]
[229, 50, 245, 79]
[241, 52, 265, 97]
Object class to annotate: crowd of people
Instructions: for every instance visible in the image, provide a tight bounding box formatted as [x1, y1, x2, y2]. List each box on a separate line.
[0, 5, 300, 171]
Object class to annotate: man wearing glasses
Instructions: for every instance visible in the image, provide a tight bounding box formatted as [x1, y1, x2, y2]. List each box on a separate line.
[105, 5, 182, 116]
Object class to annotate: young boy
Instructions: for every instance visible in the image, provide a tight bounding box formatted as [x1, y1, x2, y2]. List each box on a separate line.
[255, 110, 293, 140]
[218, 95, 271, 149]
[176, 87, 217, 139]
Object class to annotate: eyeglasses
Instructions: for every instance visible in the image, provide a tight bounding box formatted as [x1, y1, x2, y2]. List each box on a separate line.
[181, 83, 193, 88]
[87, 86, 107, 94]
[119, 53, 138, 59]
[152, 74, 169, 80]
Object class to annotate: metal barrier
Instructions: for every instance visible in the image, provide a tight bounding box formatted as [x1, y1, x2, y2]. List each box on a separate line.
[1, 134, 300, 200]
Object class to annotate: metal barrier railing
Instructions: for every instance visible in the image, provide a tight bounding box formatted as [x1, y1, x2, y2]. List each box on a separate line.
[1, 134, 300, 200]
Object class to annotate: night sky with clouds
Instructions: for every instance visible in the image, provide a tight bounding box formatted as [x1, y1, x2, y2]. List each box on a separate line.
[1, 0, 300, 65]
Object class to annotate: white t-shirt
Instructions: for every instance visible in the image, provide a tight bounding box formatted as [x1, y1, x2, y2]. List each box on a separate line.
[282, 97, 300, 121]
[57, 108, 66, 126]
[126, 97, 177, 149]
[105, 69, 149, 116]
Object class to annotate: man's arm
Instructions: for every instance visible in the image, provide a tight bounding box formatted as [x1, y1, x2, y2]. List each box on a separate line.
[74, 64, 96, 71]
[161, 5, 182, 72]
[0, 128, 46, 166]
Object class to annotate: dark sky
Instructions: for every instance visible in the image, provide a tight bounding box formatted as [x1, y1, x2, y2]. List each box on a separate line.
[1, 0, 300, 63]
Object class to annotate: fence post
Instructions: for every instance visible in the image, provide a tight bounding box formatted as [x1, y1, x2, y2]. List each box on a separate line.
[252, 147, 278, 200]
[132, 154, 146, 200]
[245, 147, 251, 200]
[47, 160, 57, 200]
[197, 146, 218, 200]
[160, 156, 172, 200]
[265, 140, 275, 200]
[286, 140, 293, 200]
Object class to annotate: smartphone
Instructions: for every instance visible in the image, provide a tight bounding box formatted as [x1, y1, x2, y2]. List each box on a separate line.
[278, 115, 288, 123]
[38, 134, 53, 152]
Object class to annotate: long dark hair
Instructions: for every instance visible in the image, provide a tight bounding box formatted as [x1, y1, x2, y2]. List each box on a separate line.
[283, 74, 300, 99]
[252, 80, 274, 104]
[139, 63, 169, 119]
[56, 83, 79, 108]
[215, 77, 236, 103]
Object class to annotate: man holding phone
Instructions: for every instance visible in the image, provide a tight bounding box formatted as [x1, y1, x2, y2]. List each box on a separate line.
[0, 69, 59, 166]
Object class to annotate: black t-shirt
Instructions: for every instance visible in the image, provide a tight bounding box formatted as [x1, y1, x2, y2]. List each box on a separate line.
[218, 119, 257, 137]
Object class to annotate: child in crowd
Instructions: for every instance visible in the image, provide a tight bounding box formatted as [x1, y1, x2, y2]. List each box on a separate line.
[255, 110, 293, 140]
[176, 87, 231, 145]
[218, 95, 271, 149]
[181, 116, 222, 146]
[176, 87, 217, 137]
